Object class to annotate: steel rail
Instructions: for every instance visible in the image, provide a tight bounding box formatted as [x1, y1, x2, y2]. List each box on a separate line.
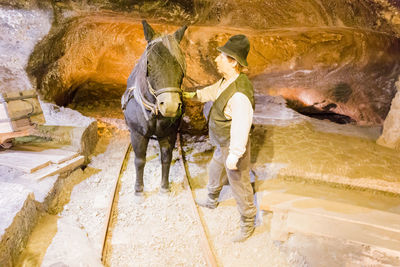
[101, 143, 132, 265]
[100, 134, 218, 266]
[177, 133, 219, 267]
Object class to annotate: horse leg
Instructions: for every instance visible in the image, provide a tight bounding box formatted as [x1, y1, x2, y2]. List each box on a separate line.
[158, 133, 177, 193]
[130, 130, 149, 196]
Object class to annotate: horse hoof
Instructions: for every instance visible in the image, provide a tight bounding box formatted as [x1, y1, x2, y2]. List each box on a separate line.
[160, 187, 170, 194]
[134, 191, 144, 197]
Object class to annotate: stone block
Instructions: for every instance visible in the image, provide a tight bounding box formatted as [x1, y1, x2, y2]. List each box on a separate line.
[261, 191, 400, 255]
[0, 182, 37, 267]
[15, 121, 98, 163]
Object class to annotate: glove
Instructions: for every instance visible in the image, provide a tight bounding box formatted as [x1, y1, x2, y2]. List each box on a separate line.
[226, 154, 239, 170]
[183, 91, 196, 98]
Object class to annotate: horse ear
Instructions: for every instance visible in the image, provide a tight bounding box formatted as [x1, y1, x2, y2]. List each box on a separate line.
[173, 25, 187, 43]
[142, 20, 156, 42]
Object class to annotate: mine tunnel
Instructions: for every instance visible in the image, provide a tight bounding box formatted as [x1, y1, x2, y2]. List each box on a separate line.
[1, 0, 400, 266]
[28, 12, 400, 126]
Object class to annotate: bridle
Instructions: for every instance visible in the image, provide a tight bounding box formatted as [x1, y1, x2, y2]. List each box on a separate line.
[147, 79, 183, 98]
[122, 35, 185, 120]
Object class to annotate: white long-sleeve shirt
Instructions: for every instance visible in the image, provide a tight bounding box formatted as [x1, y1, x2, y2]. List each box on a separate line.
[196, 74, 253, 158]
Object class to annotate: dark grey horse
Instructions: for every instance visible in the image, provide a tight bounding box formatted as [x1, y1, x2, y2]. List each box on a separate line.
[122, 20, 187, 195]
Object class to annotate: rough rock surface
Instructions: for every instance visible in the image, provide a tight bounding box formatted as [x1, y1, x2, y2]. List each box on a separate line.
[0, 7, 51, 93]
[1, 0, 400, 128]
[0, 183, 36, 267]
[5, 0, 400, 33]
[377, 76, 400, 149]
[27, 7, 400, 126]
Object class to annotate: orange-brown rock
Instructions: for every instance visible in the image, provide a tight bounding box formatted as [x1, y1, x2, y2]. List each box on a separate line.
[13, 0, 400, 34]
[28, 12, 400, 126]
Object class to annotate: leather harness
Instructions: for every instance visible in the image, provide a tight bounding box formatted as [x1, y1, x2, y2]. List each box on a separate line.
[124, 78, 182, 120]
[122, 36, 185, 120]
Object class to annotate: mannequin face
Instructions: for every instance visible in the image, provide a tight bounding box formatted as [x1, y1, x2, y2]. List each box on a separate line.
[215, 52, 238, 78]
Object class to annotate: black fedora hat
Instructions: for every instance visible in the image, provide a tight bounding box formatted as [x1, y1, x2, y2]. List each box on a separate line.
[217, 34, 250, 67]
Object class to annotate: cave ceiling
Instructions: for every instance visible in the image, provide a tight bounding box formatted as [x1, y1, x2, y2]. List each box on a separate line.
[13, 0, 400, 125]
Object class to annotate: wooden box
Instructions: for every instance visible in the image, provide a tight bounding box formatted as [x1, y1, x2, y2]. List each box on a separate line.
[0, 90, 45, 133]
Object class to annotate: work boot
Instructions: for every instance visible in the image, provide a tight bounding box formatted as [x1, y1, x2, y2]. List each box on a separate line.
[232, 215, 256, 242]
[195, 193, 219, 209]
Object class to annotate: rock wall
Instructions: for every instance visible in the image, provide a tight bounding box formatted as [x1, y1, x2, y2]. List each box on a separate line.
[2, 0, 400, 126]
[0, 186, 37, 267]
[250, 27, 400, 125]
[377, 76, 400, 149]
[0, 7, 52, 93]
[5, 0, 399, 34]
[28, 14, 400, 125]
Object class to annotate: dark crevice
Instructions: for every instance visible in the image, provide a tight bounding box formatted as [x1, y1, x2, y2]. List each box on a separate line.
[286, 99, 356, 124]
[299, 112, 355, 124]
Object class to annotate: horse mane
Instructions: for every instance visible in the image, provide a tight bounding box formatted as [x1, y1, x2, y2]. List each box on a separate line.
[127, 51, 148, 96]
[127, 34, 186, 97]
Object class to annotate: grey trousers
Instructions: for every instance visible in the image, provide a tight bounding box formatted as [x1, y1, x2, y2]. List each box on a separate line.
[207, 141, 257, 218]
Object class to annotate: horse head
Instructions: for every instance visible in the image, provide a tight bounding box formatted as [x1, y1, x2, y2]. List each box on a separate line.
[142, 20, 187, 118]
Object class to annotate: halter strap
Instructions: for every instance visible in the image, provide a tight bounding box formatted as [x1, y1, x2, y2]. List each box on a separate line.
[129, 79, 182, 121]
[147, 79, 182, 97]
[124, 35, 185, 120]
[154, 87, 182, 96]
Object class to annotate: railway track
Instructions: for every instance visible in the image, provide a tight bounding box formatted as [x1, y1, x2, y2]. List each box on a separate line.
[101, 143, 132, 265]
[100, 134, 218, 267]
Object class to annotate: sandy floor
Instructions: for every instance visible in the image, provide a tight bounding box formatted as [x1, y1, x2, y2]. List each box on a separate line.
[107, 133, 293, 267]
[16, 123, 131, 267]
[108, 139, 207, 266]
[14, 98, 400, 266]
[184, 136, 400, 267]
[38, 97, 294, 266]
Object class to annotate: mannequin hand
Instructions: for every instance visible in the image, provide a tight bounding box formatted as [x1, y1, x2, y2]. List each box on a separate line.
[183, 91, 196, 98]
[226, 154, 239, 170]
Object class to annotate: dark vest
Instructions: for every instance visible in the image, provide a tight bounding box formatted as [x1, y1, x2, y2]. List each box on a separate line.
[208, 73, 254, 146]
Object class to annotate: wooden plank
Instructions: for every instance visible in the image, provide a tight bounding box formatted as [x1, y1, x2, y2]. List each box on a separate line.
[10, 147, 79, 164]
[0, 152, 51, 173]
[20, 155, 84, 181]
[0, 116, 44, 134]
[0, 144, 80, 175]
[0, 104, 9, 125]
[0, 90, 45, 133]
[0, 128, 34, 144]
[37, 151, 78, 164]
